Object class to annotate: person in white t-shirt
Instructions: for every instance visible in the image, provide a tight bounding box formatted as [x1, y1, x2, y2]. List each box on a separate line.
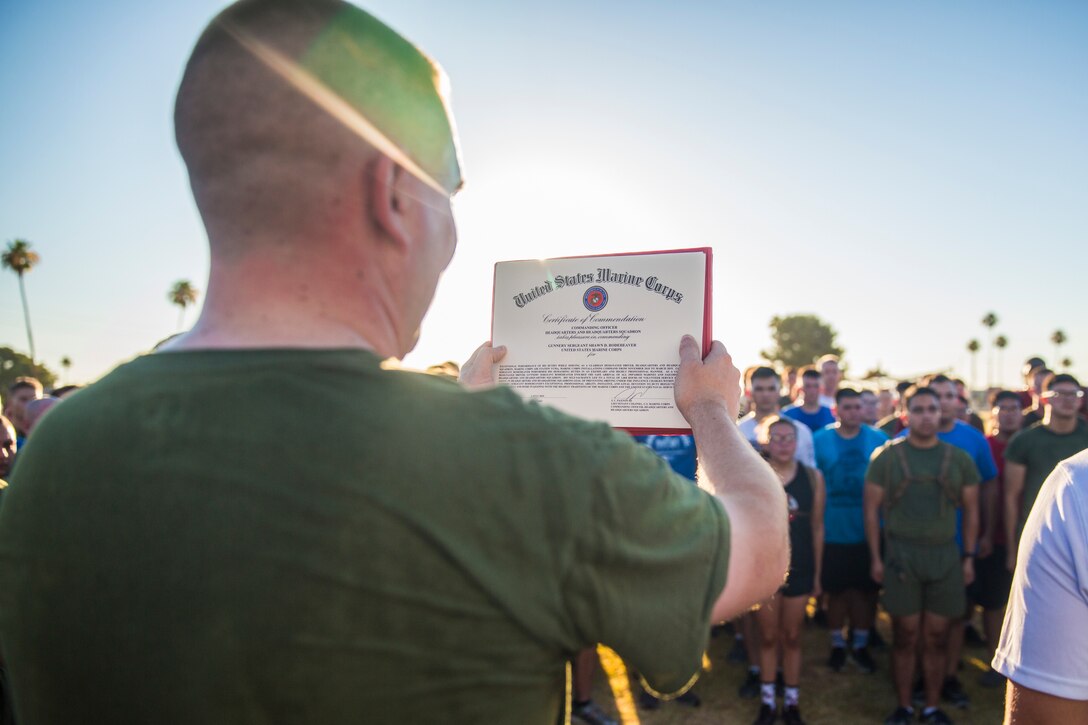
[738, 366, 815, 468]
[992, 449, 1088, 723]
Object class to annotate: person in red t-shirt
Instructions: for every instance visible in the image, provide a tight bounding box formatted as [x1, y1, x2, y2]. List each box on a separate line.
[976, 390, 1023, 688]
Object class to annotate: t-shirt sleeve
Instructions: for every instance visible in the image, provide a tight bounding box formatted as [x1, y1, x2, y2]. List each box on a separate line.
[958, 449, 981, 488]
[973, 433, 999, 482]
[1005, 429, 1029, 465]
[866, 444, 893, 490]
[992, 459, 1088, 699]
[563, 429, 730, 695]
[795, 422, 817, 468]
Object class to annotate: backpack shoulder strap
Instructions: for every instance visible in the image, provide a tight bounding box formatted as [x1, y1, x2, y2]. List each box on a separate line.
[936, 442, 962, 506]
[887, 440, 914, 511]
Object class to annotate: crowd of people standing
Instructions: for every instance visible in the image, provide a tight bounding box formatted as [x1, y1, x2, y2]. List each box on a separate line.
[0, 2, 1083, 723]
[614, 354, 1086, 725]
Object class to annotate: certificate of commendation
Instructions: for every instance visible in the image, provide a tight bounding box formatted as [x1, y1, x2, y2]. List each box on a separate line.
[491, 248, 712, 433]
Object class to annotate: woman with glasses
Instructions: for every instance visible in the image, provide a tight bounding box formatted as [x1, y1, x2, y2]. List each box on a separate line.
[752, 417, 826, 725]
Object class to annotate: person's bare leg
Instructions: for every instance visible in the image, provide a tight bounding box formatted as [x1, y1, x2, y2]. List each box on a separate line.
[983, 607, 1005, 660]
[572, 647, 598, 702]
[892, 615, 921, 708]
[827, 592, 848, 639]
[780, 596, 808, 686]
[755, 596, 780, 682]
[922, 613, 951, 709]
[860, 589, 879, 631]
[944, 615, 965, 679]
[744, 612, 761, 667]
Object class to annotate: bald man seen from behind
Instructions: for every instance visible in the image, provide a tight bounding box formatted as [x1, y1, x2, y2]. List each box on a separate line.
[0, 1, 788, 723]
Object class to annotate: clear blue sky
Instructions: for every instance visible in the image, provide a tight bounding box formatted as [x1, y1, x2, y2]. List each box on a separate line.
[2, 0, 1085, 390]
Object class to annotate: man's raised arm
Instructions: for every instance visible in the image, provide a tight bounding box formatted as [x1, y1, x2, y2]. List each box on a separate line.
[674, 335, 789, 623]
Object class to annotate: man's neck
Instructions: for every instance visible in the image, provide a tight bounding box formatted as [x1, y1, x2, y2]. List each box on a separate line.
[837, 423, 861, 440]
[1044, 410, 1078, 434]
[992, 430, 1013, 443]
[162, 258, 397, 357]
[754, 408, 780, 423]
[907, 432, 940, 449]
[801, 399, 821, 413]
[938, 418, 957, 433]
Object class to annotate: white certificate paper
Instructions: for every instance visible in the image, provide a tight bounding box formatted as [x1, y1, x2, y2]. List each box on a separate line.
[491, 248, 712, 433]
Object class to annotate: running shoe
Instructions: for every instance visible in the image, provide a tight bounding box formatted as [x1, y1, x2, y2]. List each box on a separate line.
[738, 669, 762, 699]
[752, 703, 778, 725]
[851, 646, 877, 674]
[782, 704, 807, 724]
[828, 646, 847, 672]
[941, 676, 970, 709]
[571, 700, 618, 725]
[884, 706, 914, 725]
[920, 707, 955, 724]
[636, 690, 660, 710]
[727, 637, 749, 663]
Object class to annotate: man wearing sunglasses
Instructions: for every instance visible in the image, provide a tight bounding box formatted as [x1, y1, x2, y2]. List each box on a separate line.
[1005, 373, 1088, 572]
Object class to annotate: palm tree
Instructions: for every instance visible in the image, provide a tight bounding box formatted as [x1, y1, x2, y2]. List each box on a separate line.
[60, 356, 72, 385]
[2, 238, 41, 361]
[169, 280, 199, 331]
[1051, 329, 1067, 365]
[994, 335, 1008, 387]
[981, 312, 998, 387]
[966, 339, 980, 391]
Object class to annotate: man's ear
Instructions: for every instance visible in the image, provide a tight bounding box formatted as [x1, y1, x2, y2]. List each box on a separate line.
[369, 155, 410, 248]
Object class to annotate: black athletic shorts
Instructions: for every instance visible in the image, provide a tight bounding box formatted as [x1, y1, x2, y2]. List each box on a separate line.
[821, 542, 880, 594]
[781, 568, 815, 598]
[970, 545, 1013, 612]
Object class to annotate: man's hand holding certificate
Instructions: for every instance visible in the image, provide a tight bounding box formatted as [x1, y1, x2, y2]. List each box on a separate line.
[488, 249, 712, 432]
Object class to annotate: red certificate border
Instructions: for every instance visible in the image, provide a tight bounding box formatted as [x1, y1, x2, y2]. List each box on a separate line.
[490, 247, 712, 436]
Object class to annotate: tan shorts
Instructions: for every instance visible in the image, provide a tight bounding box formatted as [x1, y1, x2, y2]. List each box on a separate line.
[882, 538, 964, 618]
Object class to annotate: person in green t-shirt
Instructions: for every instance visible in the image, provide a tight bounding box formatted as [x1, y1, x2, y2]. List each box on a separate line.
[864, 386, 980, 725]
[0, 3, 791, 724]
[1004, 372, 1088, 572]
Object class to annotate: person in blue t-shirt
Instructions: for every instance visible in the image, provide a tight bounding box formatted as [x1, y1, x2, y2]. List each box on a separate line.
[784, 368, 836, 432]
[895, 374, 997, 709]
[813, 388, 889, 674]
[634, 434, 697, 481]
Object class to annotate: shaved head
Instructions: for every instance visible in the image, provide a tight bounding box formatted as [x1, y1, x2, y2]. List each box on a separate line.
[24, 397, 59, 435]
[175, 0, 462, 255]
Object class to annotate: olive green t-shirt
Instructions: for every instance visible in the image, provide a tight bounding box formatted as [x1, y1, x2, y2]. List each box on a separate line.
[1005, 419, 1088, 535]
[0, 350, 728, 725]
[867, 439, 979, 543]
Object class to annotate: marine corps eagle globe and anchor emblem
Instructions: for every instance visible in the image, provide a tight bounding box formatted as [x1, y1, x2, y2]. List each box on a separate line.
[583, 286, 608, 312]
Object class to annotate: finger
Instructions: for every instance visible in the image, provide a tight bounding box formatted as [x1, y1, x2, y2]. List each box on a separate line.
[677, 335, 701, 363]
[703, 339, 729, 362]
[490, 344, 508, 363]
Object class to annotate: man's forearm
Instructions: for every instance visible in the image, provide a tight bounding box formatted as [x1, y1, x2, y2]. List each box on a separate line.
[962, 498, 979, 555]
[1004, 481, 1021, 549]
[865, 508, 881, 563]
[690, 403, 789, 612]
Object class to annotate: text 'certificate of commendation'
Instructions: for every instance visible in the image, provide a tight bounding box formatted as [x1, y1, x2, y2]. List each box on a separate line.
[491, 248, 712, 433]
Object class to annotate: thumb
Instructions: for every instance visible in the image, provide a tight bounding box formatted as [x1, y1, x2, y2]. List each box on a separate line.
[678, 335, 701, 364]
[490, 344, 508, 364]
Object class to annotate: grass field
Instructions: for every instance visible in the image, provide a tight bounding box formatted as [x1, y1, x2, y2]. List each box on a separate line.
[588, 612, 1006, 725]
